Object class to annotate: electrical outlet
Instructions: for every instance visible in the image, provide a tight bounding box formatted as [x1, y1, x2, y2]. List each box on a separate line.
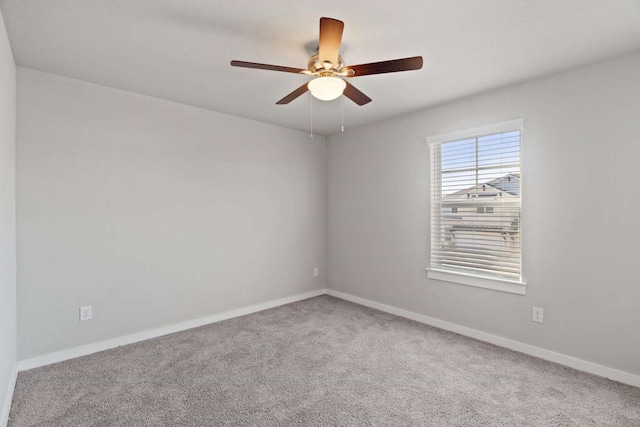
[313, 267, 319, 277]
[80, 305, 92, 322]
[532, 307, 544, 323]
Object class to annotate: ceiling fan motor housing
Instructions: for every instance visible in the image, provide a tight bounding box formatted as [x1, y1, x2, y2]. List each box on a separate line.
[308, 53, 345, 74]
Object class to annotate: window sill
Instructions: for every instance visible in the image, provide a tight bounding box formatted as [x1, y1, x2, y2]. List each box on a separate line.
[426, 268, 526, 295]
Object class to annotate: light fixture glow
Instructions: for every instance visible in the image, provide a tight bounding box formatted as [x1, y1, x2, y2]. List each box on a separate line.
[308, 76, 346, 101]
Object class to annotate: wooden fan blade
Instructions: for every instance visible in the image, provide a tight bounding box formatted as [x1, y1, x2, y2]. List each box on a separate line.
[318, 17, 344, 67]
[346, 56, 423, 77]
[276, 83, 309, 104]
[343, 81, 372, 106]
[231, 60, 306, 74]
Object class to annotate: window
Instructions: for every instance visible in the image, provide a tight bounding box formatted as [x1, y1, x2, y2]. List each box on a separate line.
[427, 120, 525, 294]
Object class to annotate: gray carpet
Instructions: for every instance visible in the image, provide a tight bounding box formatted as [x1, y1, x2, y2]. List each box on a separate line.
[8, 296, 640, 426]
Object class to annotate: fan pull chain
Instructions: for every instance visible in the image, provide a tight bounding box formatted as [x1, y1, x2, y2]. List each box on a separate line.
[310, 94, 313, 138]
[341, 96, 345, 132]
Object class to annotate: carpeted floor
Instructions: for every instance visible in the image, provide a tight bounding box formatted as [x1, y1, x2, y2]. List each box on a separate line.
[8, 295, 640, 426]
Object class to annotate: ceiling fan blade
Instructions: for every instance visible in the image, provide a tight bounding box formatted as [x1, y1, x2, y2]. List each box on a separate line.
[343, 81, 372, 106]
[318, 17, 344, 67]
[230, 60, 306, 74]
[346, 56, 423, 77]
[276, 83, 309, 104]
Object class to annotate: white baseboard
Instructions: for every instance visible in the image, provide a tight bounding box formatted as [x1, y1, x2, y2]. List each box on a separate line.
[326, 289, 640, 389]
[0, 363, 17, 427]
[16, 287, 640, 390]
[18, 289, 326, 372]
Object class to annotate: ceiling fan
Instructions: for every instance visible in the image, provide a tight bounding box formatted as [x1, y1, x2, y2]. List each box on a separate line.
[231, 17, 423, 106]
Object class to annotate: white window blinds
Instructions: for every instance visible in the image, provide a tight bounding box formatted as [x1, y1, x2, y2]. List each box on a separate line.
[429, 121, 522, 282]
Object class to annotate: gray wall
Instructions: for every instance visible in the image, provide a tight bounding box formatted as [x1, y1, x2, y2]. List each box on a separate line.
[327, 52, 640, 375]
[17, 68, 326, 360]
[0, 6, 16, 421]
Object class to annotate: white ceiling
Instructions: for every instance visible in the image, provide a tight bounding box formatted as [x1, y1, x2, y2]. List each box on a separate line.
[2, 0, 640, 136]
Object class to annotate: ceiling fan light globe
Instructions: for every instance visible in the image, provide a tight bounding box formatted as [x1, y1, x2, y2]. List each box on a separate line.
[308, 76, 346, 101]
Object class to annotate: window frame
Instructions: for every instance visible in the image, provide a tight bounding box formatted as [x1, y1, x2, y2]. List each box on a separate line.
[426, 119, 526, 295]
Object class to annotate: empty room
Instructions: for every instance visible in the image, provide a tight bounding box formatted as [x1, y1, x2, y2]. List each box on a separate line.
[1, 1, 640, 426]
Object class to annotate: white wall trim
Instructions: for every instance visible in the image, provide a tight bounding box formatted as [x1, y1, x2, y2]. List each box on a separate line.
[425, 118, 524, 145]
[0, 363, 17, 427]
[18, 289, 326, 372]
[16, 287, 640, 389]
[427, 268, 526, 295]
[326, 289, 640, 389]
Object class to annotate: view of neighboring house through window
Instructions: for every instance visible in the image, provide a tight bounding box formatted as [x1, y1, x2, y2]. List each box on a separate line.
[428, 121, 523, 286]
